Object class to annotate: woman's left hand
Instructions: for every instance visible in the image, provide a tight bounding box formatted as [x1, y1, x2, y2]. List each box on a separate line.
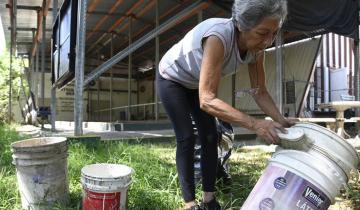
[280, 118, 299, 128]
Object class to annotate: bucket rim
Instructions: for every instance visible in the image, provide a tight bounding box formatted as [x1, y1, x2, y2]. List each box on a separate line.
[294, 122, 360, 161]
[273, 150, 347, 180]
[81, 180, 132, 193]
[271, 150, 345, 202]
[11, 137, 67, 150]
[12, 145, 68, 155]
[81, 163, 134, 179]
[81, 174, 131, 181]
[12, 153, 69, 166]
[272, 150, 347, 182]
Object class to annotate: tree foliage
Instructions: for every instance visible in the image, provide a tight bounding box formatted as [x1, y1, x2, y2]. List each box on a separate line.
[0, 49, 27, 124]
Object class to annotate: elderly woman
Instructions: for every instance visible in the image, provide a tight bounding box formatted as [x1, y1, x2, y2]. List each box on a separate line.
[156, 0, 292, 209]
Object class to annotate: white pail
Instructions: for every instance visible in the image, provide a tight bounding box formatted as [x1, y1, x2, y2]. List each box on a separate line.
[81, 163, 133, 210]
[241, 122, 359, 210]
[241, 150, 346, 209]
[11, 137, 69, 210]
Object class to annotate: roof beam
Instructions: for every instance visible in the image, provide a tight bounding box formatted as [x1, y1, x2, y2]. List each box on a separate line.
[87, 0, 102, 17]
[6, 4, 42, 11]
[134, 5, 224, 62]
[86, 0, 125, 41]
[86, 0, 145, 53]
[8, 27, 47, 32]
[84, 0, 207, 86]
[108, 0, 144, 32]
[5, 3, 144, 18]
[90, 11, 150, 25]
[8, 27, 125, 35]
[31, 0, 51, 57]
[90, 0, 156, 53]
[91, 0, 192, 55]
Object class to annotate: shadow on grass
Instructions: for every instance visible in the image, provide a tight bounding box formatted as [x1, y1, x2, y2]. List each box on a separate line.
[215, 148, 269, 209]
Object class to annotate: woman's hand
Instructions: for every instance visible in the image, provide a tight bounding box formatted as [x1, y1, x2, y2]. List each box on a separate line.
[252, 119, 287, 145]
[279, 117, 299, 128]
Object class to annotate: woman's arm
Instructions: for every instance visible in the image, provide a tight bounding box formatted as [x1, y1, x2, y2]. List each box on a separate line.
[199, 36, 285, 144]
[248, 52, 292, 127]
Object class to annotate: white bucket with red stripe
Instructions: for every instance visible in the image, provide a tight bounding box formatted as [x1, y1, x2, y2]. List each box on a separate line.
[81, 164, 133, 210]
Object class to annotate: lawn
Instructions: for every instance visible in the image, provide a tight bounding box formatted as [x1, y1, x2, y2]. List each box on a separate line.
[0, 124, 359, 209]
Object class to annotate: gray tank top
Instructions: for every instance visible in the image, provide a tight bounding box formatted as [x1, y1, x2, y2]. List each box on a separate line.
[159, 18, 256, 89]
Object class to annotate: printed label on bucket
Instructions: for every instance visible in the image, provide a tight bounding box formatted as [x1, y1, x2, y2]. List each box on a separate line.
[241, 165, 331, 210]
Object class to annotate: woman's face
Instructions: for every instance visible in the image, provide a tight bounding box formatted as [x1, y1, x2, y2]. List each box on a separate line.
[239, 17, 281, 53]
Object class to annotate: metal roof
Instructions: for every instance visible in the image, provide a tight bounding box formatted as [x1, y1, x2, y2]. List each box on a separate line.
[0, 0, 61, 55]
[1, 0, 358, 79]
[0, 0, 227, 76]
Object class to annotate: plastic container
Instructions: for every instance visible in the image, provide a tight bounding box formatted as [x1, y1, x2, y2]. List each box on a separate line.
[81, 163, 133, 210]
[11, 137, 69, 209]
[241, 150, 346, 210]
[241, 122, 359, 210]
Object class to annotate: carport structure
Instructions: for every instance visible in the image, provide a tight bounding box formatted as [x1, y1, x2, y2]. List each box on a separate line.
[1, 0, 359, 135]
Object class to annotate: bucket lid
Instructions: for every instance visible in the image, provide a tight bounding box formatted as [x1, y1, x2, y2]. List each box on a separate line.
[81, 164, 134, 192]
[277, 127, 304, 141]
[81, 164, 133, 180]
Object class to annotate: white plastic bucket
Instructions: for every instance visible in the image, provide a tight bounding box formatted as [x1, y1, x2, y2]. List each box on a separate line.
[81, 163, 134, 210]
[241, 122, 359, 210]
[11, 137, 69, 210]
[241, 150, 346, 210]
[293, 122, 359, 178]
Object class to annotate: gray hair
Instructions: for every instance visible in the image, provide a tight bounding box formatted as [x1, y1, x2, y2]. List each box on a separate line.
[232, 0, 288, 31]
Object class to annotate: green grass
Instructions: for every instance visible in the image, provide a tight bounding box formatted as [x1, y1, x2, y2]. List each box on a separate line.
[0, 124, 23, 210]
[1, 124, 359, 209]
[64, 141, 183, 210]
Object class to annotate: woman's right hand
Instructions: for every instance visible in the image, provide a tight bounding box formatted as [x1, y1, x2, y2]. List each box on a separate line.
[252, 119, 287, 145]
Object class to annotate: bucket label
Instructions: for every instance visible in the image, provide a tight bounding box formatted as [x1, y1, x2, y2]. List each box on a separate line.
[241, 165, 331, 210]
[303, 186, 326, 208]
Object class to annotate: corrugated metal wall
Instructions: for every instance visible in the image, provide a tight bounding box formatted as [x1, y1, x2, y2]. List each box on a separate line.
[318, 33, 354, 73]
[311, 33, 355, 112]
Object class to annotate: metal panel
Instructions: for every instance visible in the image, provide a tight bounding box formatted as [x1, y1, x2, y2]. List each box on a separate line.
[52, 0, 78, 88]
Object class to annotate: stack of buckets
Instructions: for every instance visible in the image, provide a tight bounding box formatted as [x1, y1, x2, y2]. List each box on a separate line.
[81, 163, 134, 210]
[11, 137, 69, 209]
[241, 122, 360, 210]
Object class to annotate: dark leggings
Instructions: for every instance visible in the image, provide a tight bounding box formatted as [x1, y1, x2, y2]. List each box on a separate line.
[156, 75, 218, 202]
